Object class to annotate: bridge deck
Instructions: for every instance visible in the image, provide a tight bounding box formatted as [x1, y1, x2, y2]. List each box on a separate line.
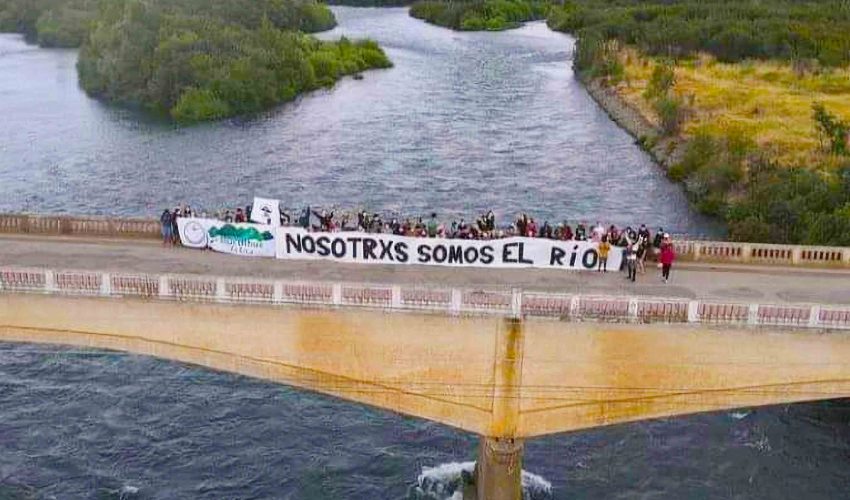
[1, 234, 848, 305]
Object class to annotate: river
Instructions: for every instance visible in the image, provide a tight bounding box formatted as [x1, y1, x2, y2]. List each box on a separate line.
[1, 7, 847, 500]
[0, 343, 849, 499]
[0, 7, 720, 235]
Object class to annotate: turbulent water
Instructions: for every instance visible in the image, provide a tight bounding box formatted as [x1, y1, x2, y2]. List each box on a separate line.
[0, 7, 720, 235]
[1, 343, 849, 499]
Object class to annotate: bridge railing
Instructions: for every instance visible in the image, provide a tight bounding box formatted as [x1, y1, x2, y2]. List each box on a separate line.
[0, 213, 160, 238]
[2, 266, 848, 331]
[2, 213, 849, 267]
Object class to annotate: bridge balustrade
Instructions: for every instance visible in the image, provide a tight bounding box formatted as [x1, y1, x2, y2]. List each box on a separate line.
[111, 274, 160, 297]
[576, 297, 631, 320]
[461, 290, 512, 314]
[226, 281, 275, 302]
[2, 213, 850, 267]
[697, 302, 750, 323]
[757, 305, 811, 326]
[341, 285, 393, 307]
[748, 244, 794, 264]
[0, 269, 46, 291]
[697, 242, 745, 261]
[1, 266, 849, 330]
[521, 293, 573, 317]
[168, 277, 217, 300]
[637, 300, 689, 323]
[400, 288, 452, 311]
[800, 247, 845, 265]
[279, 283, 333, 304]
[819, 308, 850, 329]
[55, 271, 102, 295]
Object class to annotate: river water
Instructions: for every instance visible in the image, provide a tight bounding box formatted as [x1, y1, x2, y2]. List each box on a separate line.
[0, 343, 849, 499]
[0, 7, 846, 500]
[0, 7, 720, 235]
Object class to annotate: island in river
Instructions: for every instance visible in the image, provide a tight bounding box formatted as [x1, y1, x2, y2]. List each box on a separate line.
[0, 0, 392, 122]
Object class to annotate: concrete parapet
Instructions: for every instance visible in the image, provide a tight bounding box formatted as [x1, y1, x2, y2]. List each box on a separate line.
[0, 213, 159, 238]
[0, 212, 849, 268]
[1, 266, 849, 331]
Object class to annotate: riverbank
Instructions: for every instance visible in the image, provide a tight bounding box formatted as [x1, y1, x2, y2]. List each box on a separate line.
[579, 75, 686, 171]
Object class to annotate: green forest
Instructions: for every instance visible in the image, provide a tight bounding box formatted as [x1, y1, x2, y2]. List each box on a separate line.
[409, 0, 547, 31]
[548, 0, 850, 67]
[0, 0, 391, 122]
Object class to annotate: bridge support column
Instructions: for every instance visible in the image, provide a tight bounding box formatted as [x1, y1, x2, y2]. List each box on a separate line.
[475, 436, 524, 500]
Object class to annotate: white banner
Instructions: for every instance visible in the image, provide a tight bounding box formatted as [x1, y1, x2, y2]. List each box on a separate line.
[250, 197, 280, 226]
[177, 218, 276, 257]
[275, 227, 622, 271]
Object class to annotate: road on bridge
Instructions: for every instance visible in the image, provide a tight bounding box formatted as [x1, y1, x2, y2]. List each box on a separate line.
[2, 234, 848, 305]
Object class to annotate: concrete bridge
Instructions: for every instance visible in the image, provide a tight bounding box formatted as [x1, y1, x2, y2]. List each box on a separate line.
[1, 214, 850, 499]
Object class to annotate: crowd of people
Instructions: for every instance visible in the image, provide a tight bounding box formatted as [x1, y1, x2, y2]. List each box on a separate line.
[159, 204, 677, 282]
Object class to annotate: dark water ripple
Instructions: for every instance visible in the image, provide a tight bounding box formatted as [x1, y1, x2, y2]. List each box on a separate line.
[0, 7, 721, 236]
[0, 343, 848, 499]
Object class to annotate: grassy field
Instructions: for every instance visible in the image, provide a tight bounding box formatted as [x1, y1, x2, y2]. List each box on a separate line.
[614, 47, 850, 168]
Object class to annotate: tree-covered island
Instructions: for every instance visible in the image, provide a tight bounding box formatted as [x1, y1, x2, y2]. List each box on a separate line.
[0, 0, 392, 122]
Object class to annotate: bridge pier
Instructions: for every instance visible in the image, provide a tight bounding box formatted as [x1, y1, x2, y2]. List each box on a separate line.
[474, 436, 524, 500]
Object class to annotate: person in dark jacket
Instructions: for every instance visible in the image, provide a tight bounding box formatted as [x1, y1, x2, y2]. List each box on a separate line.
[170, 207, 180, 245]
[160, 209, 173, 246]
[298, 206, 311, 229]
[575, 222, 587, 241]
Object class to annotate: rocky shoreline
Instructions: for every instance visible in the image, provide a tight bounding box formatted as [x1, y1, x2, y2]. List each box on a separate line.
[580, 76, 687, 171]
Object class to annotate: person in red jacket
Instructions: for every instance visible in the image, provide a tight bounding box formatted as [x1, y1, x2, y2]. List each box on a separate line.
[659, 236, 676, 283]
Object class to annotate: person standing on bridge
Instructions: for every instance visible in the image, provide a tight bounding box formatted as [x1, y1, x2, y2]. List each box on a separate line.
[160, 209, 173, 247]
[659, 236, 676, 283]
[597, 236, 611, 272]
[624, 241, 638, 282]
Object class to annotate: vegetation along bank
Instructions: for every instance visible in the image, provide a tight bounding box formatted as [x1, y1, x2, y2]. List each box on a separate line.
[545, 0, 850, 246]
[0, 0, 392, 122]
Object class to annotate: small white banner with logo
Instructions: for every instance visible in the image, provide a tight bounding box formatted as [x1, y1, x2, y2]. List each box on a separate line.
[250, 197, 280, 227]
[177, 218, 276, 257]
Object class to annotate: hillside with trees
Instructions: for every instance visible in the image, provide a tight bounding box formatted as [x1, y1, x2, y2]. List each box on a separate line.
[0, 0, 391, 122]
[548, 0, 850, 245]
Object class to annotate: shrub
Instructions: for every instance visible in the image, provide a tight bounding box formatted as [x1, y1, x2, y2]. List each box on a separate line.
[171, 88, 231, 122]
[654, 96, 685, 136]
[813, 102, 850, 156]
[644, 61, 676, 100]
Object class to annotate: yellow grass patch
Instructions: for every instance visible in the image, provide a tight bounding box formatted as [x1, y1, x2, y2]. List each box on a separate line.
[615, 47, 850, 167]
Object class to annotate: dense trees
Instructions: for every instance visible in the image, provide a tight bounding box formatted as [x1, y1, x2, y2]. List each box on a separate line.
[0, 0, 338, 47]
[0, 0, 98, 47]
[410, 0, 548, 31]
[2, 0, 391, 122]
[548, 0, 850, 68]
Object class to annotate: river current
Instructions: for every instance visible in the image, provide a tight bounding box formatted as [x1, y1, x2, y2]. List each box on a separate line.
[0, 6, 847, 500]
[0, 7, 720, 235]
[1, 343, 849, 499]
